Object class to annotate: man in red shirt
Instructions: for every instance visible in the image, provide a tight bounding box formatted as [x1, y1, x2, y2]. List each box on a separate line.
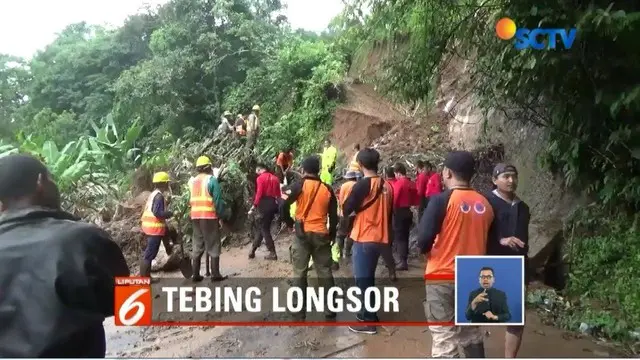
[415, 160, 434, 219]
[424, 166, 443, 207]
[248, 163, 281, 260]
[392, 162, 417, 270]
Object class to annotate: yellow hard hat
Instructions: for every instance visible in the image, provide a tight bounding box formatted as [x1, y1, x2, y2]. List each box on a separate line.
[223, 110, 232, 116]
[237, 113, 243, 118]
[252, 104, 260, 111]
[195, 155, 212, 167]
[152, 171, 171, 183]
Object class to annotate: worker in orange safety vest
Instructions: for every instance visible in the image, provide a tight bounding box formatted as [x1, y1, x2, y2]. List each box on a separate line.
[139, 171, 174, 279]
[189, 155, 228, 282]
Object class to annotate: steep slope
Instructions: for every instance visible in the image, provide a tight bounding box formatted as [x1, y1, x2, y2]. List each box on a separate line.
[335, 47, 577, 281]
[330, 82, 449, 168]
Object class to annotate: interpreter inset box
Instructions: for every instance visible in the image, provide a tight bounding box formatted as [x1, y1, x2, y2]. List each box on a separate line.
[454, 255, 525, 326]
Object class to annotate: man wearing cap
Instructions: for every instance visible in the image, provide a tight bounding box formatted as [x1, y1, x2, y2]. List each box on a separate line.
[417, 150, 495, 358]
[139, 171, 174, 279]
[0, 154, 129, 357]
[485, 163, 530, 358]
[189, 155, 227, 282]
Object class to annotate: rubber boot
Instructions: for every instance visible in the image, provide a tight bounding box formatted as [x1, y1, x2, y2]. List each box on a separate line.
[462, 342, 486, 358]
[191, 258, 203, 282]
[248, 246, 257, 259]
[264, 251, 278, 261]
[210, 257, 228, 282]
[205, 255, 211, 277]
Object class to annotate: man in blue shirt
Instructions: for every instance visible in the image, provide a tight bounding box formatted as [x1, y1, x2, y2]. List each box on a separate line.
[139, 172, 174, 280]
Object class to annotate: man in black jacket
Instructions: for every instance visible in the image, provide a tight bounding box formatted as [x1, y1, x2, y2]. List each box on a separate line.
[465, 267, 511, 323]
[0, 154, 130, 357]
[484, 163, 530, 357]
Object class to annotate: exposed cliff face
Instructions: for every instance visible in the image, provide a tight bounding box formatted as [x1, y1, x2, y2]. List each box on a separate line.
[435, 55, 585, 269]
[340, 45, 583, 276]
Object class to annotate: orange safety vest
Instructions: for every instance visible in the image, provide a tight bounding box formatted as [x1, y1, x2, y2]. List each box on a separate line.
[189, 174, 217, 219]
[140, 189, 167, 236]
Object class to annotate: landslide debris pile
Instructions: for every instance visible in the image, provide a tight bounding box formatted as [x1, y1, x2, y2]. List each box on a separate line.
[104, 131, 267, 268]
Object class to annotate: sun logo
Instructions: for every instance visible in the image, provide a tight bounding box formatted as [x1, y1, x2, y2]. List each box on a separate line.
[496, 17, 517, 40]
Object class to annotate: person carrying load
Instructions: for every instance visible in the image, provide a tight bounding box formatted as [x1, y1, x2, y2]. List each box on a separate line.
[218, 110, 234, 135]
[247, 105, 261, 148]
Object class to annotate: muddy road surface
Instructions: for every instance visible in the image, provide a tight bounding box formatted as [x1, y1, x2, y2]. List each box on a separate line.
[105, 232, 616, 358]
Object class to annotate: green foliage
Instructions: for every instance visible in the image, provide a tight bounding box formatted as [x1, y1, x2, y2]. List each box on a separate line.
[225, 36, 347, 156]
[348, 0, 640, 208]
[343, 0, 640, 338]
[0, 0, 347, 221]
[0, 119, 141, 214]
[110, 0, 286, 143]
[561, 207, 640, 340]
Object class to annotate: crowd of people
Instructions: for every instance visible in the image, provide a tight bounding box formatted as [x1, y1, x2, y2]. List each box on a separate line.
[0, 123, 529, 358]
[245, 141, 530, 358]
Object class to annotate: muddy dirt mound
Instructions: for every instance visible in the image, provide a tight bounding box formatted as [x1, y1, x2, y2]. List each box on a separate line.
[373, 111, 450, 170]
[330, 83, 409, 163]
[106, 215, 144, 268]
[132, 167, 153, 196]
[330, 108, 392, 154]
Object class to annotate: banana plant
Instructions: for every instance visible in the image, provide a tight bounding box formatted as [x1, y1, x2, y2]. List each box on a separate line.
[89, 114, 143, 171]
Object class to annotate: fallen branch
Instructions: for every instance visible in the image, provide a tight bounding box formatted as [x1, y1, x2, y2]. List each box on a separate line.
[319, 339, 366, 358]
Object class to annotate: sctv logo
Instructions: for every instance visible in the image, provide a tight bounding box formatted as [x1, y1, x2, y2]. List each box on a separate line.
[495, 17, 577, 50]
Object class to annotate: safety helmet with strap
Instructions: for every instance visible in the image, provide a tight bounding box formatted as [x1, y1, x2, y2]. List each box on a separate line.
[252, 104, 260, 111]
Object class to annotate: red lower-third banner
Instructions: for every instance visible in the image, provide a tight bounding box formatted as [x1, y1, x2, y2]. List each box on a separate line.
[114, 277, 454, 326]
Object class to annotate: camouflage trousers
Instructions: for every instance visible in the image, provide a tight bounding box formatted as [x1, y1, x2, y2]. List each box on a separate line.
[424, 283, 484, 358]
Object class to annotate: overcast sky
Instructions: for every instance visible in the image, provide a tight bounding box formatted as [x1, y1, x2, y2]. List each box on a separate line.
[0, 0, 345, 59]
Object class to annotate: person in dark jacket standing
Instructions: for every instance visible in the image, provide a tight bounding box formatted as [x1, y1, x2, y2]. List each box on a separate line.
[139, 171, 174, 279]
[465, 267, 511, 323]
[0, 154, 130, 358]
[485, 163, 530, 358]
[391, 162, 416, 271]
[249, 163, 281, 260]
[282, 156, 338, 320]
